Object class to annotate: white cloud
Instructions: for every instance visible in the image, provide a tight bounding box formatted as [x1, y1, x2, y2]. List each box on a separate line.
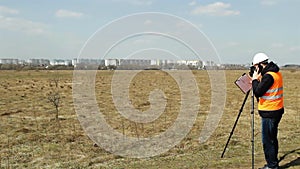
[131, 0, 152, 6]
[289, 46, 300, 52]
[0, 5, 48, 35]
[191, 2, 240, 16]
[260, 0, 278, 6]
[112, 0, 153, 6]
[189, 1, 197, 6]
[0, 15, 48, 35]
[0, 6, 19, 15]
[271, 43, 284, 48]
[55, 9, 83, 19]
[196, 23, 203, 29]
[227, 42, 239, 47]
[144, 19, 153, 25]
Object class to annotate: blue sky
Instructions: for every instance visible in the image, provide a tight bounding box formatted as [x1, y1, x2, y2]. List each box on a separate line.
[0, 0, 299, 65]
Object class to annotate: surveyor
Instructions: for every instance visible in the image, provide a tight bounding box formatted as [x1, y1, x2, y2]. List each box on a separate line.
[251, 52, 284, 169]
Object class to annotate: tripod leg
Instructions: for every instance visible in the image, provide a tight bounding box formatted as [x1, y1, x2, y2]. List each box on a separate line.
[221, 90, 250, 158]
[251, 90, 255, 169]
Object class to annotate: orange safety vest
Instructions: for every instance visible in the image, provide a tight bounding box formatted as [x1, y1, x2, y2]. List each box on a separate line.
[258, 71, 284, 111]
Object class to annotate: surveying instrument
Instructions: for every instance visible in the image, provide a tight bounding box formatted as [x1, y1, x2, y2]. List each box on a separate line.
[221, 68, 256, 169]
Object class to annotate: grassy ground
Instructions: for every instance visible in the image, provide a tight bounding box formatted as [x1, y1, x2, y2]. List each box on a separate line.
[0, 69, 299, 169]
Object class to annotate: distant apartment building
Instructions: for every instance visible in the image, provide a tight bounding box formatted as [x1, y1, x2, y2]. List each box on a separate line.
[119, 59, 151, 66]
[18, 60, 26, 65]
[186, 60, 202, 67]
[72, 58, 78, 66]
[49, 59, 73, 66]
[50, 59, 66, 66]
[64, 60, 72, 66]
[105, 59, 118, 66]
[72, 58, 105, 67]
[27, 59, 50, 66]
[0, 57, 217, 70]
[176, 60, 202, 67]
[150, 59, 160, 66]
[165, 60, 177, 65]
[0, 58, 19, 64]
[203, 61, 215, 67]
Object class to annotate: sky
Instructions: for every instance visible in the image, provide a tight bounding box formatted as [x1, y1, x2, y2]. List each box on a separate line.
[0, 0, 299, 65]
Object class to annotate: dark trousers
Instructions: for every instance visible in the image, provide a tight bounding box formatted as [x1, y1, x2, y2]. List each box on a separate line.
[261, 115, 282, 168]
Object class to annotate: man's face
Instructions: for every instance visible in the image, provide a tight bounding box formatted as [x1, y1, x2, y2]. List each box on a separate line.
[254, 64, 259, 71]
[254, 63, 264, 73]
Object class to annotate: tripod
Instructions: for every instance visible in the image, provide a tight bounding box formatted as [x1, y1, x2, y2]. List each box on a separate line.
[221, 89, 255, 169]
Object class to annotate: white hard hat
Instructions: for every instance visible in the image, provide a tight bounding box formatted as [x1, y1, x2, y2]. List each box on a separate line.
[252, 52, 269, 65]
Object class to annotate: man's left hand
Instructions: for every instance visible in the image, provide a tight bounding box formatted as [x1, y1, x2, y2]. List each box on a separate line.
[252, 70, 262, 81]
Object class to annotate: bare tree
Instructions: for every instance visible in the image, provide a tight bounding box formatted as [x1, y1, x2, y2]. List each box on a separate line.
[48, 91, 60, 121]
[48, 74, 61, 122]
[50, 75, 60, 88]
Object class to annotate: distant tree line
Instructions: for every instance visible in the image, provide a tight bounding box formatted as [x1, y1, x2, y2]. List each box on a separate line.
[281, 64, 300, 69]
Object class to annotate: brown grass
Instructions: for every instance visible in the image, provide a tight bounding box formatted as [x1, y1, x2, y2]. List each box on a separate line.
[0, 69, 299, 168]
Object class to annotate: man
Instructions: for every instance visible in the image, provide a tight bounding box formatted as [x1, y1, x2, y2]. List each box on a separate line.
[251, 52, 284, 169]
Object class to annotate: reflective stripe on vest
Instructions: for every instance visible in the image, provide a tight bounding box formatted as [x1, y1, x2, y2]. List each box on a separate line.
[266, 87, 283, 93]
[261, 94, 283, 100]
[261, 87, 283, 100]
[258, 71, 284, 111]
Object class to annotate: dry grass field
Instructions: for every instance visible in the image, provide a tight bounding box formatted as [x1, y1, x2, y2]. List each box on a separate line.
[0, 69, 299, 169]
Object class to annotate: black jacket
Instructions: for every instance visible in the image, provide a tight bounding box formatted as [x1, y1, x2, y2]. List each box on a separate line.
[252, 62, 284, 118]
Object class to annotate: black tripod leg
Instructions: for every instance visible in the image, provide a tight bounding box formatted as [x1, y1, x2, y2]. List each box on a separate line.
[251, 90, 255, 169]
[221, 90, 250, 158]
